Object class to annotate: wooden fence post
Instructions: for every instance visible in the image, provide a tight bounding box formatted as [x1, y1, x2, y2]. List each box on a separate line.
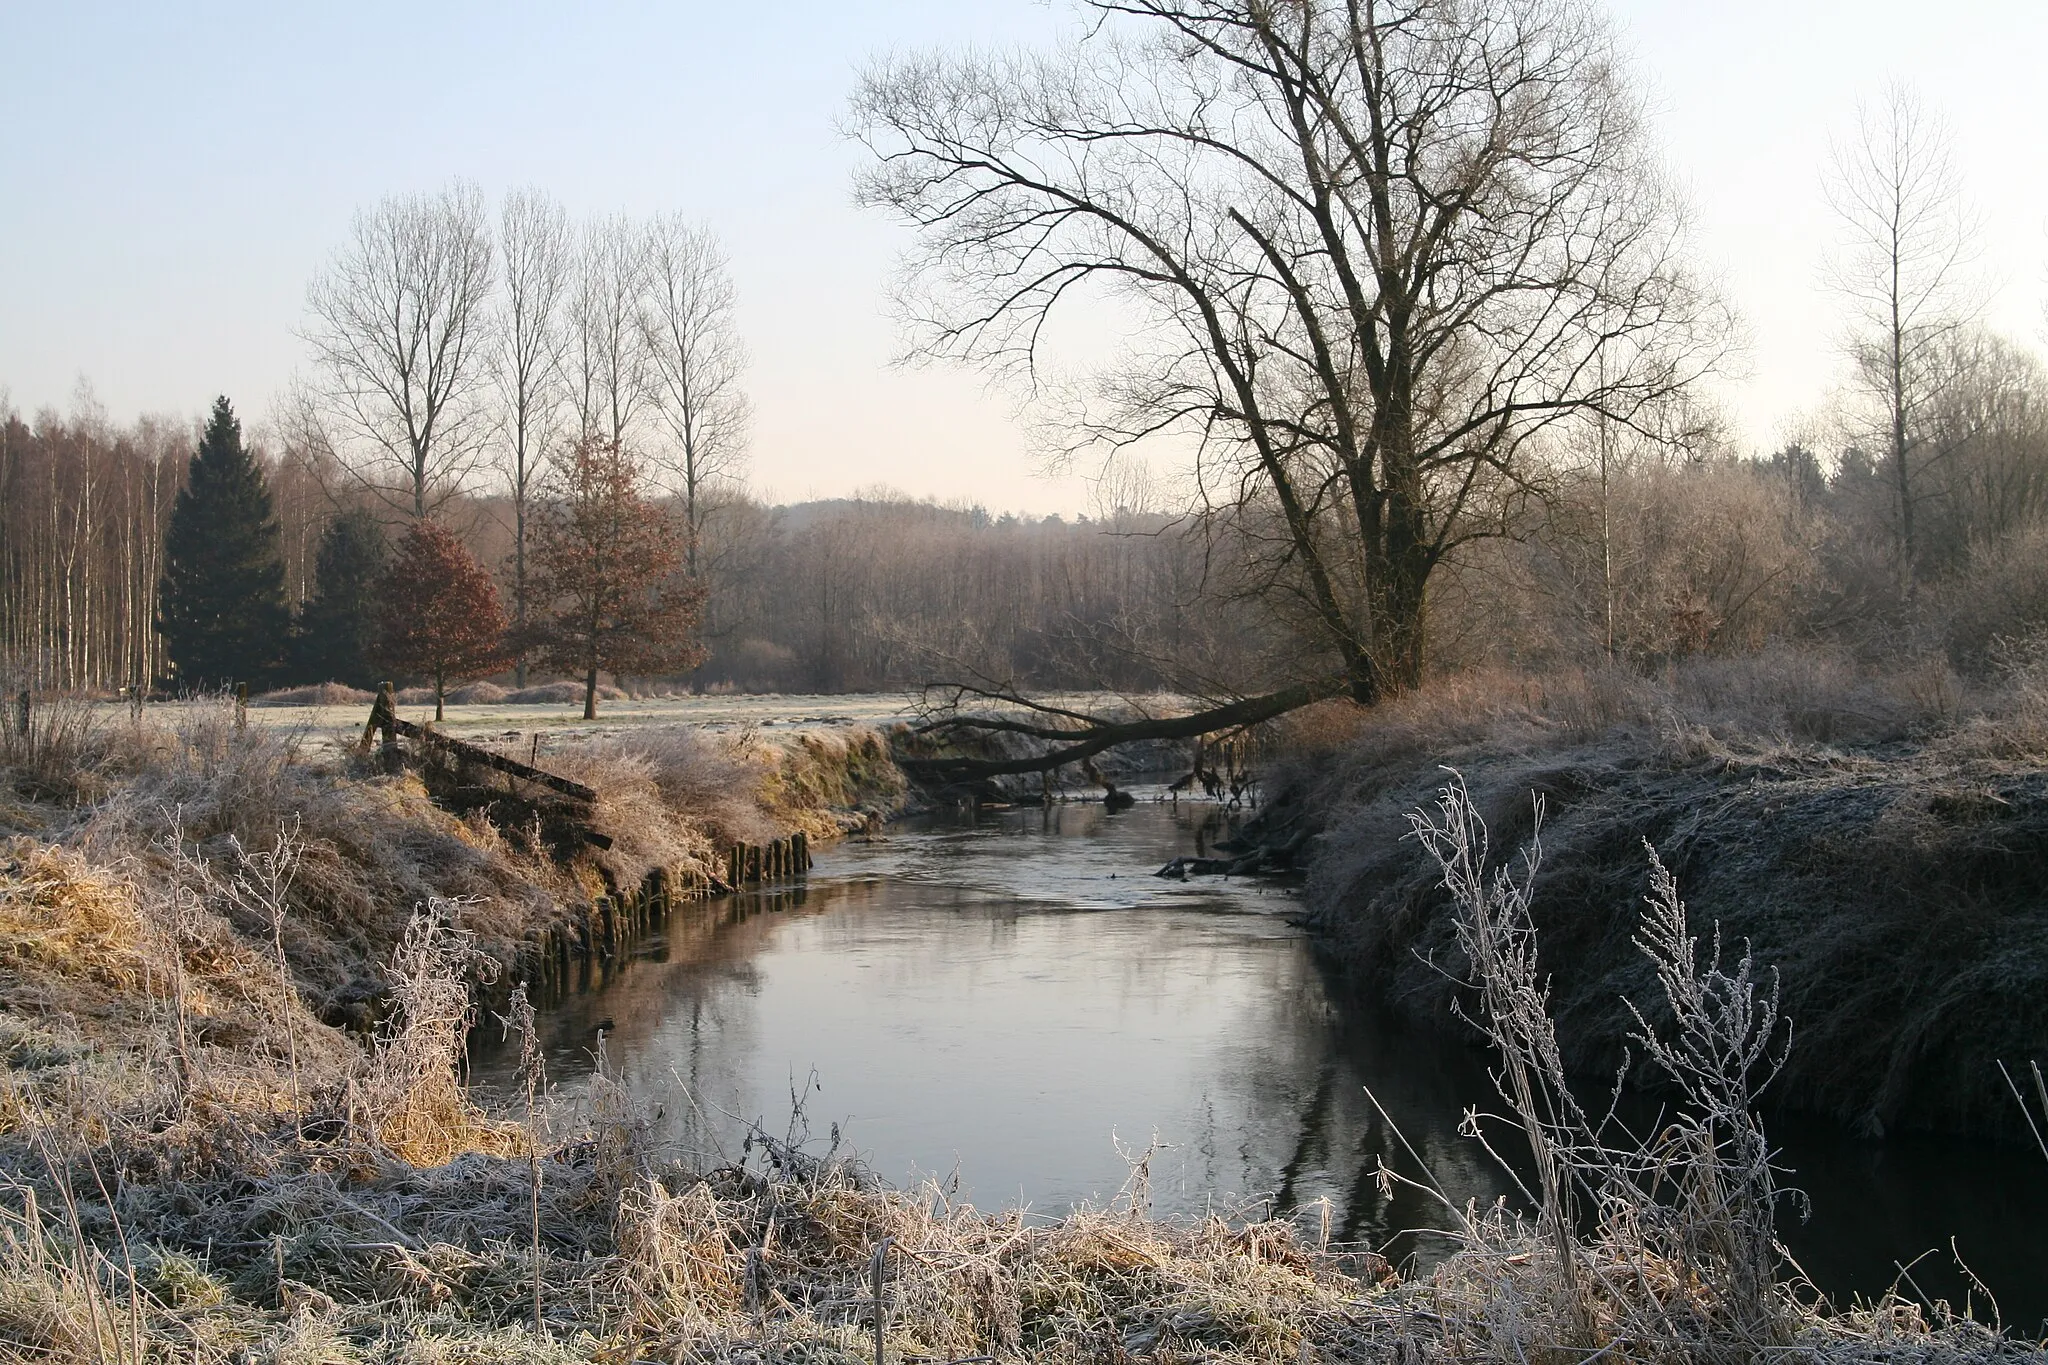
[235, 682, 248, 733]
[376, 683, 400, 770]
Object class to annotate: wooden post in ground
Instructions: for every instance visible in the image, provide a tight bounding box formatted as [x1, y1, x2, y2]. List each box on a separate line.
[870, 1238, 891, 1365]
[363, 682, 400, 771]
[235, 682, 248, 733]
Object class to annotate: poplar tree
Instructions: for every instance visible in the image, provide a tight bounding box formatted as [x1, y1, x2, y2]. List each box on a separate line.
[157, 397, 289, 689]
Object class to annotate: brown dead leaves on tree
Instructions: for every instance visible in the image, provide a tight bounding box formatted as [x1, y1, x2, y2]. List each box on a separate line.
[528, 436, 705, 719]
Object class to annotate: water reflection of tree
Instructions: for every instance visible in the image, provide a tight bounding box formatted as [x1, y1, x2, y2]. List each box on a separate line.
[469, 884, 838, 1160]
[1200, 948, 1519, 1272]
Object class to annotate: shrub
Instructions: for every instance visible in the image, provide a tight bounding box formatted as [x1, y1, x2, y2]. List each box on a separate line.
[504, 681, 628, 705]
[250, 682, 375, 708]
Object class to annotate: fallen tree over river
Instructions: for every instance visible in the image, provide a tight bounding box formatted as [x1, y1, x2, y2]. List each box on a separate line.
[896, 676, 1349, 787]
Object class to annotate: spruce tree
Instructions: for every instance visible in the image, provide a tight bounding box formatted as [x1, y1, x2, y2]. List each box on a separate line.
[157, 397, 289, 690]
[293, 509, 387, 688]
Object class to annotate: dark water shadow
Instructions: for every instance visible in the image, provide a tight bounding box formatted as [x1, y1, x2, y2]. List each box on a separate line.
[470, 797, 2048, 1321]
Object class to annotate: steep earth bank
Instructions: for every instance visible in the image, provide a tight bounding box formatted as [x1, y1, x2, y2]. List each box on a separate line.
[1246, 662, 2048, 1143]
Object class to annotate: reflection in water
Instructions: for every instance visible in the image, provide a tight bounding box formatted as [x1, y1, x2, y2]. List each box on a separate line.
[471, 799, 2048, 1322]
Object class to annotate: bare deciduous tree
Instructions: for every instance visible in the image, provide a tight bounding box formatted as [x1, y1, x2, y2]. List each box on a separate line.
[1824, 83, 1979, 581]
[494, 189, 572, 685]
[565, 214, 653, 451]
[851, 0, 1724, 761]
[1916, 326, 2048, 568]
[304, 182, 497, 520]
[642, 215, 751, 581]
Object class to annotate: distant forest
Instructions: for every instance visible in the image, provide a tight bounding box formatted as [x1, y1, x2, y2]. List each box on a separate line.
[0, 396, 1228, 695]
[7, 372, 2048, 700]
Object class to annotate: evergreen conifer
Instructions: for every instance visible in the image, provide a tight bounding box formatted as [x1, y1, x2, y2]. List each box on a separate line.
[157, 397, 289, 689]
[293, 509, 387, 688]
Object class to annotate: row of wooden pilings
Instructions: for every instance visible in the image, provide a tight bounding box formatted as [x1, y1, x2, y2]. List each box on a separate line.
[724, 831, 811, 891]
[513, 832, 812, 1004]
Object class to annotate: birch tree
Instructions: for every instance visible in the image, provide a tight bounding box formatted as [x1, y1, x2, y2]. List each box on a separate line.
[1824, 84, 1978, 583]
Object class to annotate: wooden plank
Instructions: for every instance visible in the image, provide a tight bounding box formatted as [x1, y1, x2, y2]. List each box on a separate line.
[358, 693, 597, 803]
[392, 715, 598, 803]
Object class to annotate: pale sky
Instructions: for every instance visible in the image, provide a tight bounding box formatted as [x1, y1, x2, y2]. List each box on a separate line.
[3, 1, 2044, 514]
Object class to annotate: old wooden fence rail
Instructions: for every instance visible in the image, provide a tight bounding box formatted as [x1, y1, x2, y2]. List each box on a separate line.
[354, 682, 811, 895]
[356, 682, 597, 802]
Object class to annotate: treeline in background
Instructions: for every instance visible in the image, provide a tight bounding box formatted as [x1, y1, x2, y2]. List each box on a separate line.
[8, 362, 2048, 703]
[7, 140, 2048, 705]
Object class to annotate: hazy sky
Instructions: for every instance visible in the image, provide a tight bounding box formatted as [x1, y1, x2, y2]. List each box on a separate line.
[3, 1, 2044, 513]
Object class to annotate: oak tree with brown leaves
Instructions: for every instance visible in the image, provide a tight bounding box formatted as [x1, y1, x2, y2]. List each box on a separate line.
[529, 436, 704, 719]
[373, 519, 511, 720]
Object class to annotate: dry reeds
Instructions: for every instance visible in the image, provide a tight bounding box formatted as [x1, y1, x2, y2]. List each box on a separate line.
[360, 899, 517, 1166]
[1395, 774, 2008, 1364]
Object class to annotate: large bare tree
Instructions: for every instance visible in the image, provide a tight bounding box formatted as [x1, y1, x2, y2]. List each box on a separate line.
[641, 215, 751, 580]
[851, 0, 1723, 767]
[303, 182, 496, 519]
[1824, 84, 1978, 583]
[494, 189, 572, 684]
[565, 214, 654, 451]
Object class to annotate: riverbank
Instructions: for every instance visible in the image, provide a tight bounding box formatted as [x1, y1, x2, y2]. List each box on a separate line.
[2, 689, 2040, 1360]
[1270, 651, 2048, 1143]
[0, 697, 906, 1047]
[3, 754, 2030, 1361]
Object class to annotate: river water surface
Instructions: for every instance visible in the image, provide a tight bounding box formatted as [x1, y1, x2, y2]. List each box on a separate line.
[472, 797, 2048, 1325]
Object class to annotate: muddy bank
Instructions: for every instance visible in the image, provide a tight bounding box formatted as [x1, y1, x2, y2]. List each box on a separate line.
[1249, 671, 2048, 1144]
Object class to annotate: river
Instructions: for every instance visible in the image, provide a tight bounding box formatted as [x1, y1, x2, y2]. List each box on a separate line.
[470, 795, 2048, 1326]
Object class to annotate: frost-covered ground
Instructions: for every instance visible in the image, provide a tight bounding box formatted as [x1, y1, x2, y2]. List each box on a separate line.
[122, 691, 1176, 759]
[133, 693, 924, 758]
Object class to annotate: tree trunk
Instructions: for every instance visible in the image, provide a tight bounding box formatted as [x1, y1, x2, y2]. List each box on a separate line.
[1891, 289, 1915, 587]
[514, 495, 528, 689]
[584, 665, 599, 720]
[435, 665, 446, 722]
